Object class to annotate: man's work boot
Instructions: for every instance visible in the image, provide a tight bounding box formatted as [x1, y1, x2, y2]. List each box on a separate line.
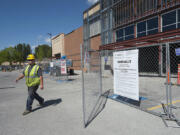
[22, 110, 31, 116]
[37, 99, 45, 107]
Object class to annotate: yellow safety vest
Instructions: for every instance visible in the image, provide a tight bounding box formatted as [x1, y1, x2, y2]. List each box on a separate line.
[24, 65, 40, 87]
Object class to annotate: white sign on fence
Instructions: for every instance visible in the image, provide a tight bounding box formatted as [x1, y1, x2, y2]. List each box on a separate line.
[113, 49, 139, 101]
[50, 62, 54, 67]
[60, 59, 67, 74]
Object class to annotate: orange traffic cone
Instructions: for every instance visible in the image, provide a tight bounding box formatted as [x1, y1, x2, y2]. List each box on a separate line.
[178, 64, 180, 85]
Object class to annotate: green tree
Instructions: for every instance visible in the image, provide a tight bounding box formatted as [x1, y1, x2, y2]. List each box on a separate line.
[14, 43, 32, 63]
[35, 44, 51, 61]
[0, 47, 15, 65]
[6, 47, 16, 65]
[0, 50, 6, 65]
[0, 44, 32, 65]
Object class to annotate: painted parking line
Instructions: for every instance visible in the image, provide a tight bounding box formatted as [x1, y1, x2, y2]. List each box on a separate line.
[147, 100, 180, 111]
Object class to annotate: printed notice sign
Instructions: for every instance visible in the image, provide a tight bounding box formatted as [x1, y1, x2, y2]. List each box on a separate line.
[61, 59, 67, 74]
[113, 50, 139, 101]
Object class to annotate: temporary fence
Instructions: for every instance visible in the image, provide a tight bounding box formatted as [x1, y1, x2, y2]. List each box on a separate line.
[39, 62, 50, 74]
[81, 48, 109, 127]
[48, 54, 82, 82]
[66, 53, 82, 70]
[81, 42, 180, 128]
[0, 65, 24, 72]
[48, 60, 69, 81]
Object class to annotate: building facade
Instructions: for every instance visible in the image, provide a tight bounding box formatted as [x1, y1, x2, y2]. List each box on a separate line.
[52, 33, 65, 58]
[83, 2, 101, 52]
[84, 0, 180, 48]
[83, 2, 102, 72]
[83, 0, 180, 74]
[64, 26, 83, 70]
[51, 27, 83, 70]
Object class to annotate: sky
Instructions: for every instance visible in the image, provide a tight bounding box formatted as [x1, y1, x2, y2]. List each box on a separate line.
[0, 0, 99, 51]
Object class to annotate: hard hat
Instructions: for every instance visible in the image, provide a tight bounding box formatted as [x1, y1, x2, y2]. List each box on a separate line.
[27, 54, 35, 60]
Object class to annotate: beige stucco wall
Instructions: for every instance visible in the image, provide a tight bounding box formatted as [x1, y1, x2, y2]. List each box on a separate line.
[88, 4, 100, 16]
[83, 3, 100, 19]
[52, 33, 65, 57]
[83, 12, 87, 19]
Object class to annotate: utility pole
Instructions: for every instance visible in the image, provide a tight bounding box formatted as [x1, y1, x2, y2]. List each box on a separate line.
[47, 33, 52, 61]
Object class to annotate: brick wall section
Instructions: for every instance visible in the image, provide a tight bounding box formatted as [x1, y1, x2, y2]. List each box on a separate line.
[64, 26, 83, 70]
[90, 35, 101, 72]
[90, 35, 101, 50]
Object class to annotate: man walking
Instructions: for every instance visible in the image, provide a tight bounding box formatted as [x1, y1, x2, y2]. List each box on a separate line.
[16, 54, 44, 115]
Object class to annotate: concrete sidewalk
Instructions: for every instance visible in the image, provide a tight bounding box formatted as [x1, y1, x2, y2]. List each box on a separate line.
[0, 71, 179, 135]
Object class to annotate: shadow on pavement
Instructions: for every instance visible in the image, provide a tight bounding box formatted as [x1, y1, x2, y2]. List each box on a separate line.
[108, 95, 142, 106]
[32, 98, 62, 112]
[85, 90, 110, 128]
[0, 87, 15, 89]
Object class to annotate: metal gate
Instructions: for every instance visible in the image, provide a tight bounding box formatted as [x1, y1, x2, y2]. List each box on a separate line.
[82, 42, 180, 128]
[162, 42, 180, 127]
[81, 47, 109, 127]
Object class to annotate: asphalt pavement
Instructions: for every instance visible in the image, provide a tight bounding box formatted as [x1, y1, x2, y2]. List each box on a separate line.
[0, 71, 180, 135]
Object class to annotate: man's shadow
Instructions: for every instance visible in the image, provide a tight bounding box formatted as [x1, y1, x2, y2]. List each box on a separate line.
[32, 98, 62, 112]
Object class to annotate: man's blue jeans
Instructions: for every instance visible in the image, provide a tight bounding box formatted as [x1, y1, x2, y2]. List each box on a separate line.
[26, 85, 44, 111]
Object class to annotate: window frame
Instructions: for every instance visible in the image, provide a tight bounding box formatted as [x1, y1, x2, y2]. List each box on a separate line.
[161, 9, 179, 32]
[116, 24, 134, 42]
[136, 16, 159, 38]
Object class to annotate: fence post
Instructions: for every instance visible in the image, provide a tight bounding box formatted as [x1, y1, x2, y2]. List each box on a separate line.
[168, 43, 173, 116]
[166, 42, 174, 118]
[159, 45, 163, 76]
[99, 51, 103, 95]
[81, 44, 86, 127]
[166, 42, 170, 117]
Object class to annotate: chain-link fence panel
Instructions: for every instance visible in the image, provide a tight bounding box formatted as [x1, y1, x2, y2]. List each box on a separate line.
[138, 45, 166, 113]
[82, 50, 109, 127]
[82, 43, 180, 127]
[49, 66, 70, 81]
[101, 44, 168, 116]
[100, 50, 114, 94]
[38, 62, 50, 74]
[169, 43, 180, 120]
[66, 53, 81, 70]
[48, 59, 71, 81]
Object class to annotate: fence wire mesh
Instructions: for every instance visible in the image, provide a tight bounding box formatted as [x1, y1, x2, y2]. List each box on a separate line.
[82, 50, 109, 127]
[101, 45, 167, 115]
[82, 42, 180, 127]
[169, 43, 180, 119]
